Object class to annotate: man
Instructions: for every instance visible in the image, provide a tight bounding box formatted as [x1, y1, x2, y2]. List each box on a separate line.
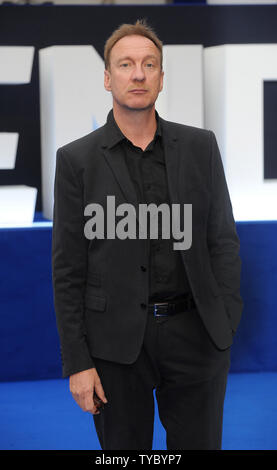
[52, 20, 243, 450]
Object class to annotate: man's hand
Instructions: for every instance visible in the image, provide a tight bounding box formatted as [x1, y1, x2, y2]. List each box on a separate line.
[69, 367, 108, 415]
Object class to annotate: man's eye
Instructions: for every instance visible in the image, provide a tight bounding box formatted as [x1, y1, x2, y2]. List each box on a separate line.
[145, 63, 154, 68]
[120, 63, 130, 68]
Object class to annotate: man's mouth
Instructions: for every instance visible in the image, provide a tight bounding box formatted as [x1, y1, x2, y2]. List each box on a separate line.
[129, 89, 147, 94]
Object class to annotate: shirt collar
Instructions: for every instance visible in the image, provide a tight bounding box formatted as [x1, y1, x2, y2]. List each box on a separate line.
[106, 109, 162, 150]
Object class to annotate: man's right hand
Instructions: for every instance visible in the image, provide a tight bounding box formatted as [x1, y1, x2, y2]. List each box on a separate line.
[69, 367, 108, 415]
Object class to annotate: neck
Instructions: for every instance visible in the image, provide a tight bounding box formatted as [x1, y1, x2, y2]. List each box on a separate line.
[113, 104, 157, 150]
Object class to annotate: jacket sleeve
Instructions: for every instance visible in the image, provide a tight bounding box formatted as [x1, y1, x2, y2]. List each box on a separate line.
[207, 131, 243, 334]
[52, 147, 95, 377]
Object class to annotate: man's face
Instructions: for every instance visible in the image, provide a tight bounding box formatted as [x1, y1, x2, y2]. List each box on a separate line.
[104, 34, 164, 112]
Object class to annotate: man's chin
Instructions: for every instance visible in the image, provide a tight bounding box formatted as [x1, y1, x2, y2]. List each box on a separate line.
[114, 97, 157, 113]
[124, 102, 154, 112]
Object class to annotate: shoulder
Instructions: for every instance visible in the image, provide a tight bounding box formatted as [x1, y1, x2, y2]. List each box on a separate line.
[57, 124, 106, 159]
[160, 118, 217, 163]
[55, 124, 108, 176]
[160, 117, 212, 142]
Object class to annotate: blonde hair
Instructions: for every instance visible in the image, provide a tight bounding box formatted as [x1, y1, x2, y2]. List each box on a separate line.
[104, 19, 163, 70]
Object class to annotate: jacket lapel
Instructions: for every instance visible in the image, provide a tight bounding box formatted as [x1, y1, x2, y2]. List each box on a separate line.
[161, 119, 189, 257]
[160, 118, 180, 205]
[101, 144, 140, 223]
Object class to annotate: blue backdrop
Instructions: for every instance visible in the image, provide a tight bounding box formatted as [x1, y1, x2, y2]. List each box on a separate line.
[0, 220, 276, 381]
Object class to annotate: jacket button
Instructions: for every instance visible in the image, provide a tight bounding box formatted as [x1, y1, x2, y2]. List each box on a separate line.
[140, 266, 147, 272]
[140, 303, 147, 309]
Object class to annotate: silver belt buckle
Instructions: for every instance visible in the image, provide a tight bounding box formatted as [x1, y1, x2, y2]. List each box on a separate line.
[154, 302, 169, 317]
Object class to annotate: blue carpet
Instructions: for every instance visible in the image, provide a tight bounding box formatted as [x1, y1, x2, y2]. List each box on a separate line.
[0, 372, 276, 450]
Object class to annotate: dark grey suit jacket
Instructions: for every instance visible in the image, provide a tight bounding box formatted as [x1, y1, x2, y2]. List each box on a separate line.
[52, 115, 243, 378]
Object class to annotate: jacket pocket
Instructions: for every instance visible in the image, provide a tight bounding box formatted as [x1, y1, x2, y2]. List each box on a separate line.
[85, 294, 106, 312]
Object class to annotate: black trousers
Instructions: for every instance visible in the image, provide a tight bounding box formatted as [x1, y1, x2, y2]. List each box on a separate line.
[92, 307, 230, 450]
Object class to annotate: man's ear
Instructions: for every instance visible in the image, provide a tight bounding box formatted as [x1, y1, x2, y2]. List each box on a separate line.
[104, 69, 112, 92]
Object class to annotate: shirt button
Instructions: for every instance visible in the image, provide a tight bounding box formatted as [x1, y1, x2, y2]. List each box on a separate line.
[140, 303, 147, 309]
[140, 266, 147, 272]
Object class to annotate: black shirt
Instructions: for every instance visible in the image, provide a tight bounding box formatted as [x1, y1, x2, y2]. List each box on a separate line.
[106, 110, 191, 302]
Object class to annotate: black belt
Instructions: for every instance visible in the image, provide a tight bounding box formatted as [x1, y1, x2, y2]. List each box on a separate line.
[148, 294, 196, 317]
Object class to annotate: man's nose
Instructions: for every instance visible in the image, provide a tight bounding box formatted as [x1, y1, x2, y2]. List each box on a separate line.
[131, 65, 146, 81]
